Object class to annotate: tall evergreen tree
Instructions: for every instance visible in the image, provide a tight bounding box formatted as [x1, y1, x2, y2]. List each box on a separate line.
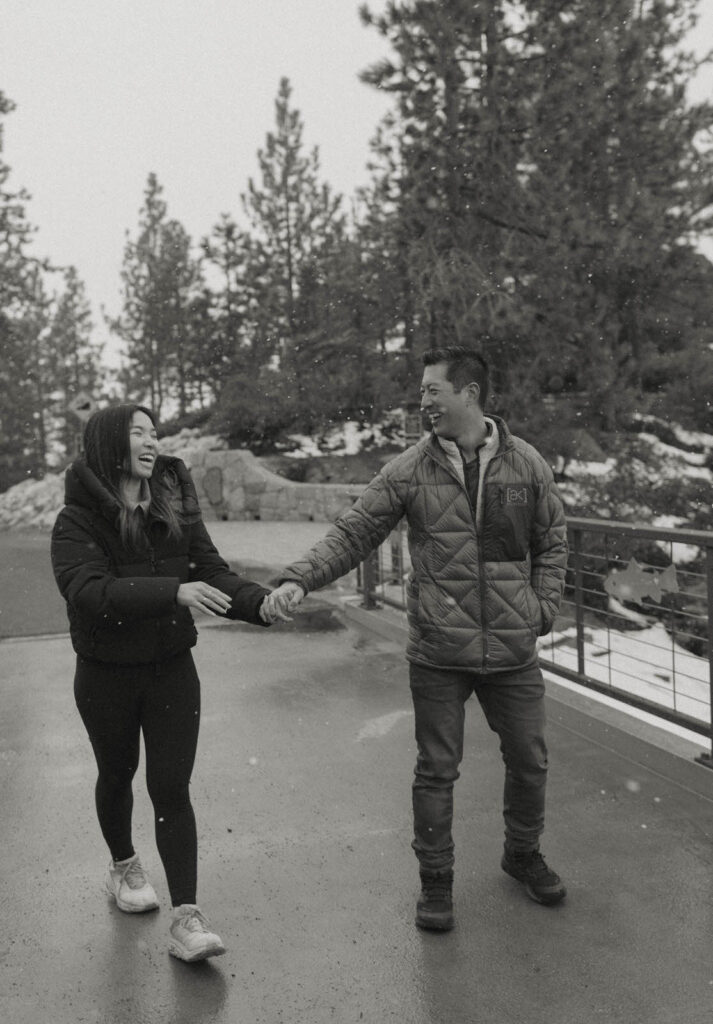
[0, 92, 52, 487]
[241, 78, 346, 416]
[516, 0, 713, 431]
[201, 214, 278, 383]
[359, 0, 713, 439]
[111, 174, 202, 418]
[161, 217, 203, 417]
[242, 78, 344, 339]
[45, 267, 102, 458]
[209, 77, 356, 444]
[360, 1, 528, 355]
[111, 174, 169, 414]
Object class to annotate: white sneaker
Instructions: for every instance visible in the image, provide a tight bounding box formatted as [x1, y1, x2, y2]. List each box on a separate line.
[105, 854, 159, 913]
[169, 905, 226, 962]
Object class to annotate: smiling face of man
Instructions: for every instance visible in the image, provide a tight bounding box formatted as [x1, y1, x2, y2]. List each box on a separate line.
[127, 410, 159, 481]
[419, 362, 479, 442]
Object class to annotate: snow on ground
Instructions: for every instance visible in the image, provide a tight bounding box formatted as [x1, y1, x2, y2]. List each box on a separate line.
[372, 516, 712, 734]
[370, 564, 711, 728]
[538, 620, 710, 726]
[566, 457, 617, 478]
[283, 411, 406, 458]
[558, 427, 713, 525]
[646, 515, 707, 563]
[635, 414, 713, 452]
[637, 433, 711, 475]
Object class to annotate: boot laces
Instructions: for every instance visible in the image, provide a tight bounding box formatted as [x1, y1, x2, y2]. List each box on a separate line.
[421, 878, 452, 900]
[516, 851, 551, 880]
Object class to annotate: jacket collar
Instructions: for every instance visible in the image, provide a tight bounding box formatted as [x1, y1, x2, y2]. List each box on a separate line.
[424, 415, 510, 482]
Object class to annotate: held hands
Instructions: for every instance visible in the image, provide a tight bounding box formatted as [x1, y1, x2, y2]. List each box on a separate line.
[176, 582, 232, 617]
[175, 580, 304, 624]
[259, 582, 305, 624]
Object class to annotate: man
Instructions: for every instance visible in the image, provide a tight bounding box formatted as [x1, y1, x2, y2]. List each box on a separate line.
[266, 347, 568, 931]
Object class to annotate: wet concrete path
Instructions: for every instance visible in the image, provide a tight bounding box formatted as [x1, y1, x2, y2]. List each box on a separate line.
[2, 598, 713, 1024]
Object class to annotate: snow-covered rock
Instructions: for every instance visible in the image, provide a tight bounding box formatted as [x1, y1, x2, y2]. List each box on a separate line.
[0, 474, 65, 531]
[0, 431, 227, 531]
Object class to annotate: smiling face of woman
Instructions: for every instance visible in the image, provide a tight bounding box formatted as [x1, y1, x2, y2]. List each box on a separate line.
[128, 410, 159, 481]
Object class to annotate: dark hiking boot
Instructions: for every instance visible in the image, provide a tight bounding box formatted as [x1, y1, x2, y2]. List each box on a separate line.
[501, 849, 567, 905]
[415, 870, 454, 931]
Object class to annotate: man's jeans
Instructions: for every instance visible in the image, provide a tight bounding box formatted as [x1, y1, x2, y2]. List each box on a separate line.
[409, 662, 548, 873]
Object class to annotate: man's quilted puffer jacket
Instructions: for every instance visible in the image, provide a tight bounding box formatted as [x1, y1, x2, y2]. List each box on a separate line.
[283, 416, 568, 675]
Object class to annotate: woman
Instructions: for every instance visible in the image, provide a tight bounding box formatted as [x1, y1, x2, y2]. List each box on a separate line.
[51, 404, 280, 963]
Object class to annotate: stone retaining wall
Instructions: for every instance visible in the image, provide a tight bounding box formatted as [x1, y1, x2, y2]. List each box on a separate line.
[0, 448, 360, 530]
[182, 447, 357, 522]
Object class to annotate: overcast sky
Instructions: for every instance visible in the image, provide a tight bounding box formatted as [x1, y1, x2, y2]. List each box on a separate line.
[2, 0, 712, 358]
[1, 1, 392, 334]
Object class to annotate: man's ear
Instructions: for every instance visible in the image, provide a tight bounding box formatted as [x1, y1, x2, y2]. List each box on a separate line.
[465, 381, 481, 405]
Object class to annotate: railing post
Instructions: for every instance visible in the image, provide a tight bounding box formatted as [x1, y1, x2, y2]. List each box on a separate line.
[389, 530, 403, 584]
[361, 550, 380, 610]
[695, 544, 713, 768]
[573, 528, 585, 677]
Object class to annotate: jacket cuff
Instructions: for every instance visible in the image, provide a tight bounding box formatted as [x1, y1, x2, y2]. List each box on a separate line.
[278, 575, 308, 593]
[255, 594, 271, 628]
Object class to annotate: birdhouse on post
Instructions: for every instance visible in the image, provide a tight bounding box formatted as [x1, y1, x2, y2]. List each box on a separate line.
[66, 391, 98, 454]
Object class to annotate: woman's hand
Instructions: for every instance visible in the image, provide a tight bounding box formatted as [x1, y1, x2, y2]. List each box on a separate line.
[259, 582, 305, 624]
[176, 582, 232, 616]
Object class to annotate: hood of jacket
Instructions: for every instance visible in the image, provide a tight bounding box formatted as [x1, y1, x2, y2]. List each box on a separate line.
[64, 454, 202, 524]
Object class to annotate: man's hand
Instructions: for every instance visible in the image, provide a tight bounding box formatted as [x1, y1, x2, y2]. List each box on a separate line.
[259, 582, 305, 624]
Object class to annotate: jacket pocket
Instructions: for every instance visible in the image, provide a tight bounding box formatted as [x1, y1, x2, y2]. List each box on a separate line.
[406, 578, 420, 621]
[525, 584, 544, 635]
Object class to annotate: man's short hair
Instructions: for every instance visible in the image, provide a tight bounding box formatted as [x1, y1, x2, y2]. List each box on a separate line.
[422, 347, 489, 410]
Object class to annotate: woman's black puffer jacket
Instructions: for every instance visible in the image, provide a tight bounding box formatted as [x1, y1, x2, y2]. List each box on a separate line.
[51, 455, 269, 664]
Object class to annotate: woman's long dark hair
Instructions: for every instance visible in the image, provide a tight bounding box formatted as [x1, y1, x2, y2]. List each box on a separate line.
[82, 404, 181, 549]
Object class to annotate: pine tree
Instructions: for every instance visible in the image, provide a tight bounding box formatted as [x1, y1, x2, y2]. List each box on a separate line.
[201, 214, 279, 384]
[515, 0, 713, 431]
[358, 0, 713, 440]
[354, 115, 423, 388]
[0, 92, 52, 487]
[359, 1, 535, 356]
[111, 174, 202, 418]
[243, 78, 344, 335]
[45, 267, 102, 458]
[161, 217, 203, 417]
[241, 78, 346, 418]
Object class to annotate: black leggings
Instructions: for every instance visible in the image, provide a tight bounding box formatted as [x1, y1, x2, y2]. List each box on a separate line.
[74, 650, 200, 907]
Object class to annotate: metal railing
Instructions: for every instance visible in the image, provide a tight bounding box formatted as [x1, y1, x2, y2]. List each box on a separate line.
[356, 517, 713, 765]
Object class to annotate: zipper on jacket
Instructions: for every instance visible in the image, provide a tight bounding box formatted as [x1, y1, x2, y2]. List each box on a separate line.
[431, 441, 492, 673]
[461, 447, 496, 672]
[473, 457, 489, 672]
[147, 540, 161, 652]
[477, 518, 488, 671]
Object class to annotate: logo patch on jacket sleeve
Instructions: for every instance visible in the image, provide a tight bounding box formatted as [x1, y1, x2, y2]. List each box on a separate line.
[503, 485, 529, 506]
